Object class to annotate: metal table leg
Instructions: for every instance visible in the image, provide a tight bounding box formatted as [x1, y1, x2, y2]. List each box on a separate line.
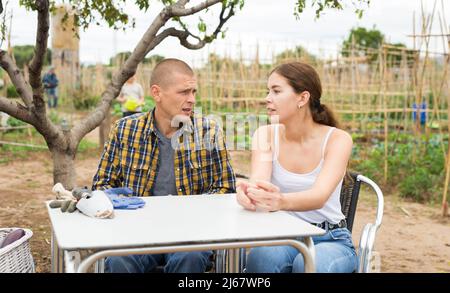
[51, 231, 64, 273]
[94, 258, 105, 273]
[226, 248, 240, 273]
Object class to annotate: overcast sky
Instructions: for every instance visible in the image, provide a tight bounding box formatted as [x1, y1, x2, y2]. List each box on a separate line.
[3, 0, 449, 65]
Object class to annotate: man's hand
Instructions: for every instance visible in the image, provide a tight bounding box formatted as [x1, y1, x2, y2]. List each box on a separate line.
[246, 180, 284, 212]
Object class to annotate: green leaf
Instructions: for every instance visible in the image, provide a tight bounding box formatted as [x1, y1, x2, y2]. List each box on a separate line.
[198, 19, 207, 33]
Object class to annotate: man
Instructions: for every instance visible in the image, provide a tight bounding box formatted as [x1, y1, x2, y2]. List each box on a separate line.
[42, 67, 59, 108]
[116, 74, 145, 117]
[92, 58, 236, 273]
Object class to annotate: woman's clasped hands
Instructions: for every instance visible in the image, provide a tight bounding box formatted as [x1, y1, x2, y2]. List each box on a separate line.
[236, 180, 284, 212]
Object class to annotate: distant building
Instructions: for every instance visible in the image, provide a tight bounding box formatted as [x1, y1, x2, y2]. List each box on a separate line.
[51, 5, 80, 94]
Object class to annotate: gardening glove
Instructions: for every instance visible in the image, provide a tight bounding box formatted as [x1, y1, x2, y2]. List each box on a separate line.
[104, 187, 145, 210]
[104, 187, 133, 196]
[50, 184, 114, 218]
[49, 199, 78, 213]
[76, 190, 114, 219]
[72, 186, 92, 200]
[50, 183, 85, 213]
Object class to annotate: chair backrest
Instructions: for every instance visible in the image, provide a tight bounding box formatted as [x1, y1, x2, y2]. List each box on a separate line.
[339, 172, 362, 232]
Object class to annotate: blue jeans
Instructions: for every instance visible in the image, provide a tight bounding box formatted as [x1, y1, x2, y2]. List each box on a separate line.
[246, 228, 358, 273]
[46, 92, 58, 108]
[105, 251, 213, 273]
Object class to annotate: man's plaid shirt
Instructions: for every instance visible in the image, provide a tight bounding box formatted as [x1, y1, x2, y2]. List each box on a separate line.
[92, 109, 236, 196]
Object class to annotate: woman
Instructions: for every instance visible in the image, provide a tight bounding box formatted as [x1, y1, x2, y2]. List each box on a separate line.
[236, 62, 357, 273]
[117, 74, 145, 117]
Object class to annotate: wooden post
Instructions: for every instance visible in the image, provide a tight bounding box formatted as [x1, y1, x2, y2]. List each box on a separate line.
[441, 40, 450, 217]
[381, 46, 389, 184]
[350, 36, 357, 131]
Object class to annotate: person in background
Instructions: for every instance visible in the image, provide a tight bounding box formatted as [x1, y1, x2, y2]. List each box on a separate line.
[117, 74, 145, 117]
[43, 67, 59, 108]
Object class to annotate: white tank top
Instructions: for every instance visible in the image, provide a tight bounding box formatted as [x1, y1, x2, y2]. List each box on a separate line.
[271, 125, 345, 224]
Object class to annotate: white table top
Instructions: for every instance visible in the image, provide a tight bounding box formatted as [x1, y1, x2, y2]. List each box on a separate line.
[47, 194, 325, 250]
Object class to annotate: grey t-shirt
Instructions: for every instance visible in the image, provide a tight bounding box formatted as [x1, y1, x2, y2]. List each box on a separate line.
[152, 126, 178, 196]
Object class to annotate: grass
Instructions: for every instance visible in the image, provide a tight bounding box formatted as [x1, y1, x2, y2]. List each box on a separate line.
[25, 180, 41, 188]
[78, 139, 98, 152]
[0, 145, 46, 164]
[0, 128, 46, 164]
[0, 129, 100, 165]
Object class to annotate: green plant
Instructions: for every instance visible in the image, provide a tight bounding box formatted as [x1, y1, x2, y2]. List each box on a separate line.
[141, 96, 156, 112]
[78, 139, 98, 152]
[6, 85, 19, 98]
[48, 111, 62, 125]
[12, 45, 51, 69]
[72, 90, 101, 110]
[7, 117, 27, 127]
[351, 133, 446, 203]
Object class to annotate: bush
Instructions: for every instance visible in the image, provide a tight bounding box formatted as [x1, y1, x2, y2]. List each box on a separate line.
[141, 96, 155, 112]
[72, 91, 101, 110]
[7, 117, 27, 127]
[4, 117, 27, 133]
[351, 133, 446, 203]
[398, 167, 441, 203]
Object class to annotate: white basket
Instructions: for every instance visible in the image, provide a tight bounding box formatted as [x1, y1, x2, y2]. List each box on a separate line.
[0, 228, 35, 273]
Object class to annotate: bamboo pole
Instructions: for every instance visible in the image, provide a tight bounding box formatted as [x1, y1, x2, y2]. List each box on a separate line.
[402, 49, 409, 132]
[441, 46, 450, 217]
[350, 36, 357, 131]
[381, 46, 389, 184]
[0, 141, 47, 149]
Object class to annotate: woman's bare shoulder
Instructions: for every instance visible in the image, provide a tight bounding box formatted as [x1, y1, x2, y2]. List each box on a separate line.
[252, 124, 276, 150]
[327, 128, 353, 150]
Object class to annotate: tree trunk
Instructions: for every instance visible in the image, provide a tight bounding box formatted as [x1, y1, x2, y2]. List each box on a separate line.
[52, 149, 77, 190]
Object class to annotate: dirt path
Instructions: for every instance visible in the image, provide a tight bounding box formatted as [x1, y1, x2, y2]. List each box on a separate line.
[0, 150, 449, 273]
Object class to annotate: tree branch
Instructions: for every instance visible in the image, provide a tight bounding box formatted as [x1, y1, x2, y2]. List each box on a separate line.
[28, 0, 49, 87]
[0, 50, 33, 109]
[70, 5, 173, 144]
[175, 0, 189, 7]
[0, 96, 34, 125]
[71, 0, 233, 146]
[28, 0, 49, 117]
[144, 27, 183, 56]
[166, 28, 204, 49]
[210, 1, 236, 39]
[170, 0, 222, 17]
[167, 2, 236, 50]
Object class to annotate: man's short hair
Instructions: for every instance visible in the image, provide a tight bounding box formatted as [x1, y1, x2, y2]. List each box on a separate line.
[150, 58, 194, 88]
